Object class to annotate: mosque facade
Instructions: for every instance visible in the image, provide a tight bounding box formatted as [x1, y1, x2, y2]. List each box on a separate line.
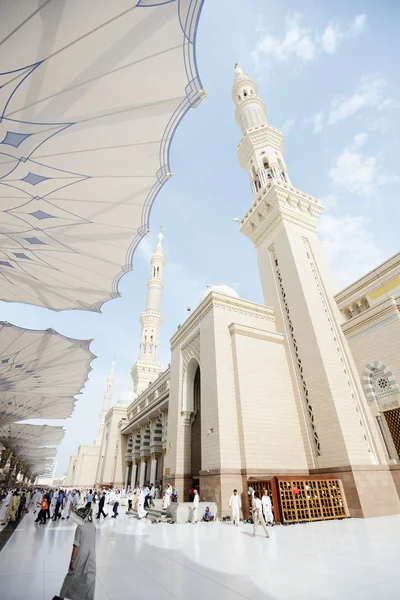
[66, 67, 400, 520]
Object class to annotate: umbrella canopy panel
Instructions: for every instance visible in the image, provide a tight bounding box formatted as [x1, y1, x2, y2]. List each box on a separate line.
[0, 423, 64, 450]
[0, 0, 205, 311]
[0, 321, 95, 427]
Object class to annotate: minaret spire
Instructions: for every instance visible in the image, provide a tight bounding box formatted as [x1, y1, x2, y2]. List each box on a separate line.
[94, 359, 115, 445]
[131, 229, 164, 396]
[233, 64, 291, 195]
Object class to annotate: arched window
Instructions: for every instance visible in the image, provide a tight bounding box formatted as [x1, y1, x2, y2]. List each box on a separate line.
[157, 266, 160, 275]
[243, 90, 247, 97]
[372, 369, 393, 399]
[238, 94, 241, 101]
[363, 362, 400, 401]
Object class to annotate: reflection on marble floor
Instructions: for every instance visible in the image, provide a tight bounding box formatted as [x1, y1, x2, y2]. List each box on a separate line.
[0, 509, 399, 600]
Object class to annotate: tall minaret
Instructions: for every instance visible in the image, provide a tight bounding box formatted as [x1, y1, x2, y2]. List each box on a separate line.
[233, 64, 387, 469]
[94, 359, 115, 445]
[131, 228, 164, 395]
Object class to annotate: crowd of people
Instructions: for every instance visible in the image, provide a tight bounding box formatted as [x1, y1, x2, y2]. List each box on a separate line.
[1, 483, 274, 600]
[0, 488, 32, 524]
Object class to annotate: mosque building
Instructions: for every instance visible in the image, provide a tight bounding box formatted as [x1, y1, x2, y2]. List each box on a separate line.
[66, 66, 400, 521]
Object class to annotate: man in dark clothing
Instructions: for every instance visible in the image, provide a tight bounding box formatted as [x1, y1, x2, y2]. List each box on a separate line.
[52, 490, 64, 520]
[46, 491, 52, 522]
[96, 491, 107, 519]
[17, 493, 26, 520]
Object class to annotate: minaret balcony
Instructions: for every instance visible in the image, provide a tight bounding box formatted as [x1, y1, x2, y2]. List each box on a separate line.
[239, 181, 323, 246]
[237, 123, 285, 165]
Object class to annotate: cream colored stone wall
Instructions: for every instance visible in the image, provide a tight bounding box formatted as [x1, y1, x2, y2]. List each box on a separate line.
[95, 405, 127, 486]
[65, 454, 77, 487]
[255, 219, 387, 468]
[230, 323, 309, 471]
[165, 291, 310, 511]
[344, 313, 400, 391]
[72, 445, 99, 487]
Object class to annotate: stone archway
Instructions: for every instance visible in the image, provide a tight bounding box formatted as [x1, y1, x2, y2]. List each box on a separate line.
[191, 364, 202, 481]
[363, 361, 400, 461]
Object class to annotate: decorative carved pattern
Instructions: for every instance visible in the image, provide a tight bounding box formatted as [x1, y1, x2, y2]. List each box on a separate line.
[384, 408, 400, 457]
[343, 297, 370, 320]
[180, 332, 200, 413]
[271, 246, 321, 456]
[303, 238, 372, 455]
[363, 361, 400, 401]
[213, 301, 274, 322]
[181, 332, 200, 372]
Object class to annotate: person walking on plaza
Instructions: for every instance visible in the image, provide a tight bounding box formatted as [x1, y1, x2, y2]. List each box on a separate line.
[148, 484, 155, 508]
[229, 489, 242, 526]
[96, 492, 107, 519]
[143, 485, 150, 509]
[162, 487, 171, 510]
[192, 489, 199, 524]
[86, 489, 93, 508]
[53, 489, 64, 521]
[252, 492, 270, 538]
[35, 494, 49, 524]
[137, 487, 147, 519]
[48, 490, 54, 521]
[261, 489, 274, 526]
[5, 490, 20, 523]
[0, 489, 11, 525]
[24, 489, 31, 513]
[62, 491, 74, 520]
[17, 492, 26, 520]
[111, 490, 120, 518]
[52, 505, 96, 600]
[127, 489, 133, 512]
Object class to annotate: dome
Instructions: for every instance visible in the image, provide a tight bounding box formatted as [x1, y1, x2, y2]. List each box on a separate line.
[202, 284, 240, 301]
[117, 390, 136, 405]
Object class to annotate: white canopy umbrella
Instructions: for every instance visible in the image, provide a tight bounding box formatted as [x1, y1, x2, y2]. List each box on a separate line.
[0, 423, 64, 449]
[0, 321, 95, 427]
[30, 459, 55, 477]
[0, 0, 205, 311]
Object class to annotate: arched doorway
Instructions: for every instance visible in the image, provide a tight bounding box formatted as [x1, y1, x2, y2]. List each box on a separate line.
[191, 364, 201, 489]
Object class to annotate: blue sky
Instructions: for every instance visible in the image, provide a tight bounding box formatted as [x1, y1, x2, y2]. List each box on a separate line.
[1, 0, 399, 476]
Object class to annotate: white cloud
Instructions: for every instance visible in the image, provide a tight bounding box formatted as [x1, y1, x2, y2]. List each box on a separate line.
[319, 213, 385, 287]
[252, 13, 366, 67]
[308, 74, 396, 133]
[321, 193, 339, 211]
[349, 14, 367, 36]
[329, 134, 377, 195]
[320, 23, 339, 54]
[308, 111, 325, 133]
[136, 235, 153, 262]
[328, 74, 387, 125]
[329, 133, 399, 196]
[281, 118, 295, 135]
[351, 132, 368, 149]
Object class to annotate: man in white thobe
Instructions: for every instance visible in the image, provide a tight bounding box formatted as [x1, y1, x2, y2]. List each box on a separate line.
[229, 489, 241, 526]
[261, 489, 274, 525]
[137, 488, 147, 519]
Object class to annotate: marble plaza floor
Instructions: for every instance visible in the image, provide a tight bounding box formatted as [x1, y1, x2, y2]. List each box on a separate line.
[0, 509, 399, 600]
